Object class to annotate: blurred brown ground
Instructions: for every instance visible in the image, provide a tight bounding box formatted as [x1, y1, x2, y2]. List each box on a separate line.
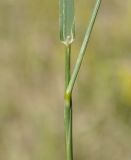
[0, 0, 131, 160]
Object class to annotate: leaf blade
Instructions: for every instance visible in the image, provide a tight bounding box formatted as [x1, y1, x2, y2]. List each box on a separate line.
[59, 0, 75, 45]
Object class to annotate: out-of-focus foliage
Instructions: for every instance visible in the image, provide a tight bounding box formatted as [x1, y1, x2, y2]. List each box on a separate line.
[0, 0, 131, 160]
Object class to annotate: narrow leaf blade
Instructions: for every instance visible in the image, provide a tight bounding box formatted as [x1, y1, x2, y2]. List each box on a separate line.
[59, 0, 75, 45]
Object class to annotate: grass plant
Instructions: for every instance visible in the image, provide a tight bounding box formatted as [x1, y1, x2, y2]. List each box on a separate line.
[59, 0, 102, 160]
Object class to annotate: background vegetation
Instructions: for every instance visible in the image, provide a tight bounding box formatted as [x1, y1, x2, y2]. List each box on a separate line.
[0, 0, 131, 160]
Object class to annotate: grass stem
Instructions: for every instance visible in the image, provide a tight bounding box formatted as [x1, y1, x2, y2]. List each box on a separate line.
[64, 44, 73, 160]
[59, 1, 101, 160]
[66, 0, 101, 95]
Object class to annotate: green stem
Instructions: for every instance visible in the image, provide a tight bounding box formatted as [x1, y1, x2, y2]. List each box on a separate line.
[66, 0, 101, 95]
[65, 45, 71, 88]
[64, 44, 73, 160]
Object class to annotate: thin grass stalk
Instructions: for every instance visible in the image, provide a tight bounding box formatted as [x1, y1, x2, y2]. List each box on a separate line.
[64, 44, 73, 160]
[59, 0, 75, 159]
[59, 1, 101, 160]
[66, 0, 101, 95]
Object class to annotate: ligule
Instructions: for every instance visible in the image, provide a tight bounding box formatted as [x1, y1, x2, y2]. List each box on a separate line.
[59, 0, 75, 45]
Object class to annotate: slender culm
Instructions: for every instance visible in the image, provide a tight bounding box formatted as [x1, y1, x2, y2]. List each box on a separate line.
[64, 44, 73, 160]
[59, 1, 101, 160]
[66, 0, 102, 94]
[59, 0, 75, 160]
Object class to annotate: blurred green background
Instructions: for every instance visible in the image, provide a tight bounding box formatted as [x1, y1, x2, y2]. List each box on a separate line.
[0, 0, 131, 160]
